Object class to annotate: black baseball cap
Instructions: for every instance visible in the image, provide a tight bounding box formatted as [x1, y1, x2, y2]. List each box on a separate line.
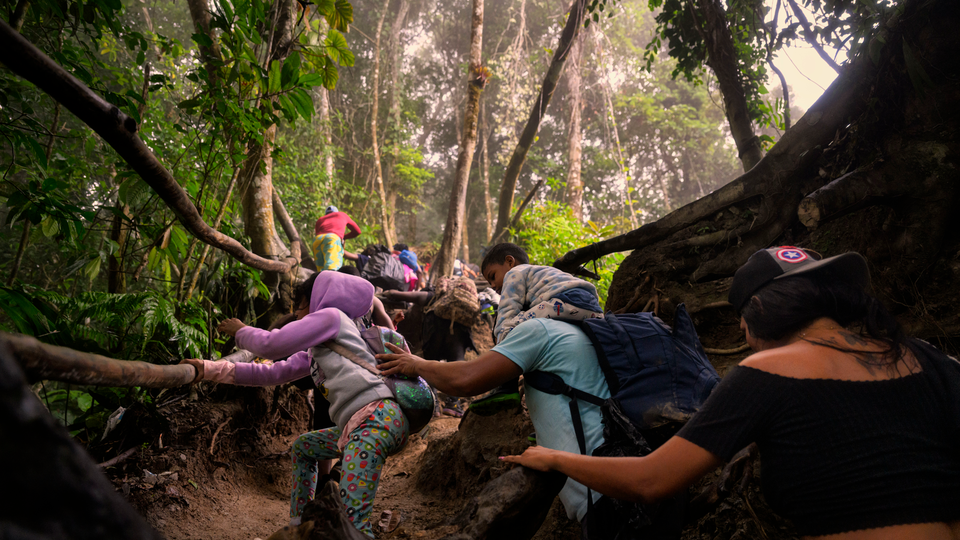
[728, 246, 870, 312]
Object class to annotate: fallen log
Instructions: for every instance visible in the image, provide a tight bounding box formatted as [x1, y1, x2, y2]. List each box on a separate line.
[0, 339, 164, 539]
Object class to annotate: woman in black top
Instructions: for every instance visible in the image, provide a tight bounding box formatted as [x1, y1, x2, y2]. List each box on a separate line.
[503, 246, 960, 539]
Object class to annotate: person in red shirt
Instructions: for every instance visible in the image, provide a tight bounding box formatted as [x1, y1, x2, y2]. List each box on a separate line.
[311, 205, 361, 270]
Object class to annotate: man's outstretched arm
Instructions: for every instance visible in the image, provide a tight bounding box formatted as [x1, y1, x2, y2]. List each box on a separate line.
[377, 344, 522, 397]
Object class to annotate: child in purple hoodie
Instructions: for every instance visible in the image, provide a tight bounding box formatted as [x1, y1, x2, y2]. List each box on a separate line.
[183, 272, 408, 537]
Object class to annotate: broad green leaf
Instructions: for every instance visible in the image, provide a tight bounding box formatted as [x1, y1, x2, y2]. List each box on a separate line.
[298, 73, 324, 86]
[192, 33, 214, 47]
[320, 56, 339, 90]
[84, 257, 102, 282]
[324, 29, 354, 66]
[76, 392, 93, 412]
[324, 0, 353, 32]
[268, 59, 282, 94]
[41, 216, 60, 238]
[290, 88, 314, 119]
[178, 98, 202, 110]
[281, 54, 300, 90]
[278, 95, 297, 122]
[26, 137, 48, 169]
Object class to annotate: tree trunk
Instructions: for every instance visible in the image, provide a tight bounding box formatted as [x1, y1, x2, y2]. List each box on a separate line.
[564, 31, 584, 221]
[186, 0, 223, 85]
[236, 0, 297, 313]
[461, 203, 471, 263]
[490, 0, 587, 243]
[315, 88, 334, 187]
[383, 0, 410, 244]
[480, 102, 493, 241]
[240, 125, 280, 260]
[692, 0, 764, 172]
[370, 5, 395, 248]
[432, 0, 484, 279]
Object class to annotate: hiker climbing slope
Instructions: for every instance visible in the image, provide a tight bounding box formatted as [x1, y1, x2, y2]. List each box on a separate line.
[312, 205, 361, 271]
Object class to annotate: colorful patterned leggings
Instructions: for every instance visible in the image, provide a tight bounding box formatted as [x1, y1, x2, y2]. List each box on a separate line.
[311, 232, 344, 271]
[290, 400, 408, 537]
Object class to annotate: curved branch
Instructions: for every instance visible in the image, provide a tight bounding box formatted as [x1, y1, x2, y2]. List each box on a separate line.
[3, 332, 195, 388]
[0, 20, 296, 274]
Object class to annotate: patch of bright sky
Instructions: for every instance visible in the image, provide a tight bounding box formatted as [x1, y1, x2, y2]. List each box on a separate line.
[773, 43, 841, 111]
[767, 0, 847, 112]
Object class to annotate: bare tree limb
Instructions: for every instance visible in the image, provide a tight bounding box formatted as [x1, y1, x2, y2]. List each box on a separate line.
[0, 20, 296, 274]
[3, 332, 195, 388]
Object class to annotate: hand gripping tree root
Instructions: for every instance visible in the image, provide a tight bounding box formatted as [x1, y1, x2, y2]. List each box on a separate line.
[554, 0, 960, 318]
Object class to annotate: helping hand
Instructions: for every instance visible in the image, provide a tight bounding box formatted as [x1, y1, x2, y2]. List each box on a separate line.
[217, 318, 246, 337]
[179, 358, 204, 383]
[376, 342, 423, 377]
[499, 445, 559, 472]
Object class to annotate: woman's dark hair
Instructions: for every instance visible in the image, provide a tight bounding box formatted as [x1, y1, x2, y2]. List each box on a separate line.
[481, 242, 529, 272]
[741, 269, 906, 363]
[293, 272, 321, 310]
[338, 265, 361, 276]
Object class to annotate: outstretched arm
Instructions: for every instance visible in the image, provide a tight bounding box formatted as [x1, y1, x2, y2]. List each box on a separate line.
[220, 310, 340, 360]
[377, 343, 522, 396]
[501, 436, 721, 504]
[181, 351, 317, 387]
[344, 217, 361, 240]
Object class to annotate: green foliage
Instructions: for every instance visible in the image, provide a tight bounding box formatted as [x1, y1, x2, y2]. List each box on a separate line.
[0, 287, 210, 361]
[505, 202, 626, 307]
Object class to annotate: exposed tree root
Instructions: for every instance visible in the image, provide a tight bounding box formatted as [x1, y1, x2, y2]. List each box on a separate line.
[1, 339, 164, 539]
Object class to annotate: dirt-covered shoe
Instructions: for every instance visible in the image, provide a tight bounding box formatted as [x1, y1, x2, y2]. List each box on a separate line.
[467, 390, 521, 416]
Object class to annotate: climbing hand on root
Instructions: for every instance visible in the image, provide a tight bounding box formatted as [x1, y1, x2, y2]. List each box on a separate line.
[377, 342, 423, 377]
[180, 358, 204, 383]
[499, 445, 559, 472]
[217, 318, 246, 337]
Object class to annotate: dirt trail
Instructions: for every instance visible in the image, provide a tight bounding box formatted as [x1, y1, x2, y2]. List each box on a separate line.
[129, 411, 465, 540]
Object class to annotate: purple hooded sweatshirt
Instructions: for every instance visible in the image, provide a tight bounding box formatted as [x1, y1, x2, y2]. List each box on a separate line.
[227, 272, 394, 430]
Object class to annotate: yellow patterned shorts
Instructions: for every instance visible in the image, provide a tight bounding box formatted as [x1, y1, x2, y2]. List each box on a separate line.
[312, 233, 344, 271]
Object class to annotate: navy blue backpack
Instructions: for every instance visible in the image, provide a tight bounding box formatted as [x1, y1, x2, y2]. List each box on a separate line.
[524, 304, 720, 539]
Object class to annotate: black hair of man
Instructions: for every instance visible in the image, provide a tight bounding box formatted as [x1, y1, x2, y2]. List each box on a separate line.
[393, 243, 409, 252]
[481, 242, 530, 271]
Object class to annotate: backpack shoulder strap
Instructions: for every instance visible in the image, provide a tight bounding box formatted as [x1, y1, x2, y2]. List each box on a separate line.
[524, 370, 605, 407]
[321, 341, 383, 378]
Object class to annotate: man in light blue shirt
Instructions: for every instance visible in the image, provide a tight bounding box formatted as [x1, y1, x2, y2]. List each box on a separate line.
[378, 318, 610, 522]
